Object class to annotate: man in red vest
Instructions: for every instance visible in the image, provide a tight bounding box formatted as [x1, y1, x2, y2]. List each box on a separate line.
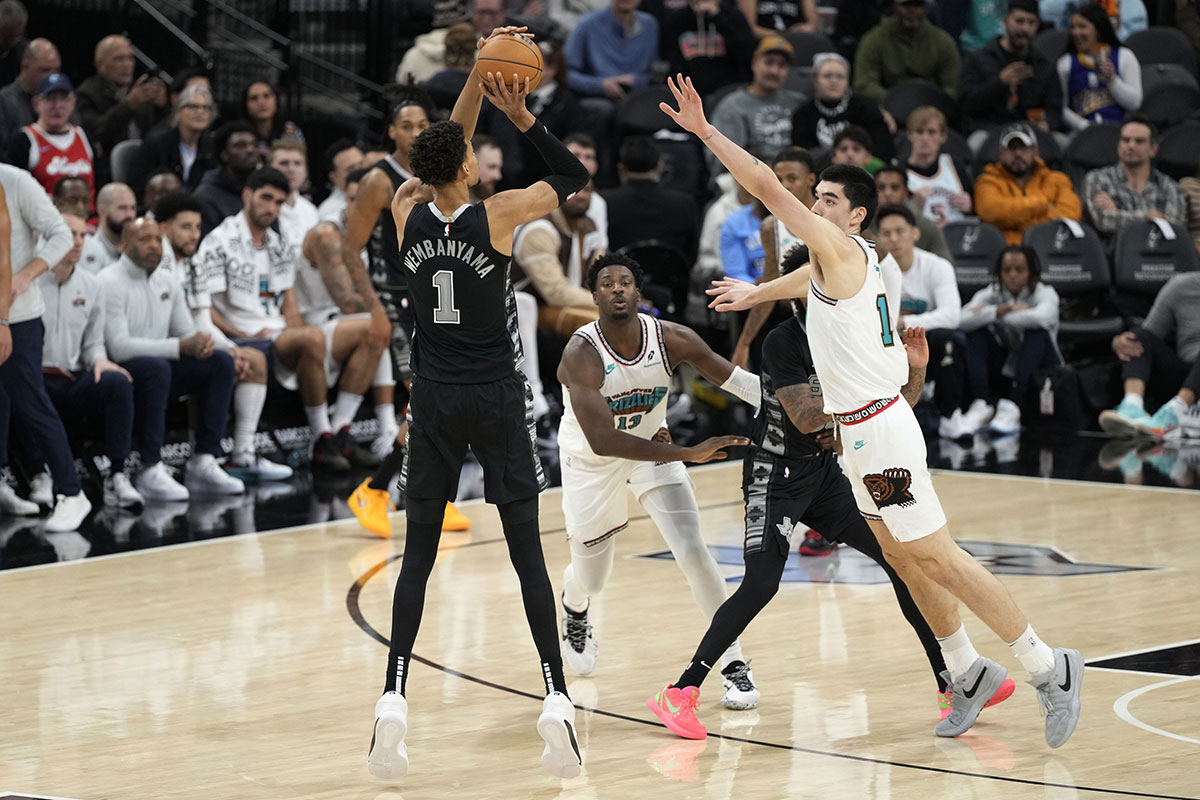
[9, 73, 95, 210]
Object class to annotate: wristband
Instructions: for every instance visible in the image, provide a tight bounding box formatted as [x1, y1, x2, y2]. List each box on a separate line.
[720, 366, 761, 409]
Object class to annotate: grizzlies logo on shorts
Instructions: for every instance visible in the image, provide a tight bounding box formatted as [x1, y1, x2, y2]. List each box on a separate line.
[862, 467, 915, 510]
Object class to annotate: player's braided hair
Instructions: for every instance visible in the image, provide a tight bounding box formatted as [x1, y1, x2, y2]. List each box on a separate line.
[585, 252, 644, 292]
[410, 121, 467, 187]
[383, 79, 434, 123]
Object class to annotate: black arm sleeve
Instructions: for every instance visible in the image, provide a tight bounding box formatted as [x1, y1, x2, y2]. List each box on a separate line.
[522, 121, 589, 205]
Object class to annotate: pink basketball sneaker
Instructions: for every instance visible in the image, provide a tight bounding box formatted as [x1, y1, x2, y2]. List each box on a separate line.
[647, 685, 706, 740]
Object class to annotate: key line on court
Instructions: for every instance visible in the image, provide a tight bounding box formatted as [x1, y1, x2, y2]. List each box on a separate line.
[345, 533, 1198, 800]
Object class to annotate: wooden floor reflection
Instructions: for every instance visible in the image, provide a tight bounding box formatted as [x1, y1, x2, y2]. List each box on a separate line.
[1, 465, 1197, 800]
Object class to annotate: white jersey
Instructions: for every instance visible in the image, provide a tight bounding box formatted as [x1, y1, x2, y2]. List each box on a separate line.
[806, 234, 908, 414]
[776, 219, 804, 262]
[558, 313, 673, 457]
[907, 153, 967, 226]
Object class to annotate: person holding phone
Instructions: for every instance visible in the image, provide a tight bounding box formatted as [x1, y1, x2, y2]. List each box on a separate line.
[1056, 2, 1141, 131]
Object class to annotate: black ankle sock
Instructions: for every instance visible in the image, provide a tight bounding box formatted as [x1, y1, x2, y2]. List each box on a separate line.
[385, 653, 409, 694]
[542, 659, 567, 696]
[369, 444, 406, 491]
[676, 658, 713, 690]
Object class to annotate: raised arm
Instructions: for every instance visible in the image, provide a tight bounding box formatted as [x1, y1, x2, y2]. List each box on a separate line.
[661, 320, 760, 408]
[305, 223, 376, 315]
[449, 26, 532, 142]
[559, 336, 747, 462]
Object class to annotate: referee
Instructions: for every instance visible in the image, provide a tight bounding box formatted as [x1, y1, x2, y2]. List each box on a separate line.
[366, 30, 588, 781]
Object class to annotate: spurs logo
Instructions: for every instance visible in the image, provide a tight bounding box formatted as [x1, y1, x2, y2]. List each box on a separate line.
[863, 467, 915, 509]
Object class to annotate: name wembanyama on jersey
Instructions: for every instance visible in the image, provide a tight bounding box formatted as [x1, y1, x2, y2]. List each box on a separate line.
[399, 200, 524, 384]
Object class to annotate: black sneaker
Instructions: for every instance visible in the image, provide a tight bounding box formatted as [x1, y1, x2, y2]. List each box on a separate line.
[798, 529, 837, 556]
[312, 432, 351, 472]
[334, 426, 382, 469]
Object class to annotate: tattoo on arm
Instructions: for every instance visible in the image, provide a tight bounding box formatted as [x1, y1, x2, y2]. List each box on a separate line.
[901, 365, 926, 408]
[777, 383, 832, 433]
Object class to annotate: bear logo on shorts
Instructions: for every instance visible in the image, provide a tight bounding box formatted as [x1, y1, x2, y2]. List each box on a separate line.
[863, 468, 916, 509]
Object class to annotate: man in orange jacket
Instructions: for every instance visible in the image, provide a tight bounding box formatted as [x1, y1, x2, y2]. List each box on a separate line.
[975, 122, 1081, 244]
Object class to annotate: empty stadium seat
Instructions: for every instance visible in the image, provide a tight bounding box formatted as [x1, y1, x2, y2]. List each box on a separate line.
[1156, 121, 1200, 181]
[1064, 123, 1121, 186]
[1126, 26, 1198, 75]
[942, 220, 1007, 302]
[783, 31, 835, 68]
[1023, 220, 1124, 345]
[1139, 83, 1200, 129]
[882, 79, 958, 130]
[1112, 219, 1200, 319]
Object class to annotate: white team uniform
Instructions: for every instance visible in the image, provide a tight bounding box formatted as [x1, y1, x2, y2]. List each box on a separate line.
[806, 235, 947, 541]
[907, 154, 967, 226]
[558, 314, 690, 546]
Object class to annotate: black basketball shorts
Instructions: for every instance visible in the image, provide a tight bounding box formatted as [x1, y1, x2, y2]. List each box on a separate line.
[741, 449, 863, 557]
[400, 372, 548, 504]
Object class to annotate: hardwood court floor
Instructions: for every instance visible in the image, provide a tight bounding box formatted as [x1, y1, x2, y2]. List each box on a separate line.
[1, 466, 1197, 800]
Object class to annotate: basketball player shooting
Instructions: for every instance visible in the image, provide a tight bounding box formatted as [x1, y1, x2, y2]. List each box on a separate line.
[555, 252, 757, 707]
[368, 28, 589, 781]
[662, 74, 1083, 748]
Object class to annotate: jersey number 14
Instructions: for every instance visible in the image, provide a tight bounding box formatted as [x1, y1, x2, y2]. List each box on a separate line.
[876, 294, 894, 347]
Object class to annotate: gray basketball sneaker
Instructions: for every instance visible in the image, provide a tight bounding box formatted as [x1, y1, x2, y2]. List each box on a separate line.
[935, 657, 1008, 738]
[1029, 647, 1083, 748]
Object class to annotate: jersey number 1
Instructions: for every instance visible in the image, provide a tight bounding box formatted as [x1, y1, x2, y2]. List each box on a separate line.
[876, 294, 894, 347]
[432, 270, 460, 324]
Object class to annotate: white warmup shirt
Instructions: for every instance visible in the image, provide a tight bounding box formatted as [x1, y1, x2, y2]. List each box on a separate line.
[2, 164, 72, 324]
[888, 247, 962, 330]
[99, 254, 196, 361]
[39, 267, 107, 372]
[198, 210, 295, 339]
[79, 231, 121, 274]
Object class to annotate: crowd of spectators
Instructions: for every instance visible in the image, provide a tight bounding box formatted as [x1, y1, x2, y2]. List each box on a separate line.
[5, 0, 1200, 530]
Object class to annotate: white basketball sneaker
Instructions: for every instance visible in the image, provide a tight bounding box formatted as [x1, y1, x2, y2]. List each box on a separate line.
[138, 462, 189, 502]
[537, 691, 582, 778]
[28, 471, 53, 507]
[721, 660, 760, 710]
[367, 691, 409, 779]
[561, 601, 598, 675]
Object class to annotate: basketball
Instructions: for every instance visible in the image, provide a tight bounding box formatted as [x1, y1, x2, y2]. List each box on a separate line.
[476, 33, 543, 91]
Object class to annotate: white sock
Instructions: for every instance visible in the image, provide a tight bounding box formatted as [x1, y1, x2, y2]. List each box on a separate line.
[305, 403, 332, 437]
[330, 392, 364, 431]
[375, 403, 398, 432]
[936, 624, 981, 682]
[233, 382, 267, 458]
[1008, 623, 1056, 678]
[1166, 395, 1189, 416]
[562, 537, 616, 613]
[1124, 392, 1144, 409]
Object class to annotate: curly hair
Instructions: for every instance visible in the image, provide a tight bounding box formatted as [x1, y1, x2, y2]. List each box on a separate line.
[585, 252, 644, 292]
[410, 121, 467, 186]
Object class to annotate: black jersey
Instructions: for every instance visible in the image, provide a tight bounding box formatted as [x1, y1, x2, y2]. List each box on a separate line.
[750, 317, 828, 459]
[399, 200, 522, 384]
[368, 155, 410, 291]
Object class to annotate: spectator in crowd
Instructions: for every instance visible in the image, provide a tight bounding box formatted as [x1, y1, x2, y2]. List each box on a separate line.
[269, 140, 320, 249]
[720, 195, 767, 284]
[690, 172, 746, 330]
[954, 0, 1006, 50]
[79, 182, 135, 272]
[200, 168, 351, 471]
[155, 191, 292, 482]
[853, 0, 961, 104]
[903, 105, 973, 227]
[870, 165, 952, 260]
[603, 135, 697, 264]
[829, 125, 884, 174]
[566, 0, 659, 103]
[1042, 0, 1147, 41]
[396, 0, 508, 84]
[193, 121, 259, 234]
[791, 52, 893, 162]
[10, 74, 94, 206]
[51, 175, 89, 218]
[512, 181, 602, 339]
[1099, 271, 1200, 439]
[1057, 2, 1141, 131]
[0, 163, 89, 530]
[1180, 165, 1200, 251]
[706, 35, 803, 176]
[1179, 0, 1200, 55]
[976, 121, 1081, 244]
[421, 22, 479, 115]
[739, 0, 818, 37]
[241, 80, 304, 164]
[469, 134, 504, 202]
[317, 139, 363, 222]
[0, 0, 27, 89]
[1083, 115, 1185, 243]
[37, 212, 144, 509]
[874, 203, 973, 440]
[565, 133, 607, 241]
[660, 0, 755, 99]
[142, 170, 182, 215]
[0, 36, 58, 146]
[515, 42, 584, 180]
[960, 244, 1062, 436]
[75, 35, 169, 161]
[293, 183, 393, 465]
[129, 83, 216, 197]
[730, 147, 818, 368]
[102, 217, 245, 499]
[959, 0, 1061, 143]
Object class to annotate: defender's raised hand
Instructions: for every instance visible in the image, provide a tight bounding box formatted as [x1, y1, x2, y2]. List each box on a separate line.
[659, 74, 711, 137]
[902, 325, 929, 369]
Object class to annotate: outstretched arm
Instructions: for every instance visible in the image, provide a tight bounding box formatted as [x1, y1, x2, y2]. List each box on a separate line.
[660, 75, 865, 298]
[450, 26, 532, 142]
[661, 320, 760, 408]
[559, 337, 747, 461]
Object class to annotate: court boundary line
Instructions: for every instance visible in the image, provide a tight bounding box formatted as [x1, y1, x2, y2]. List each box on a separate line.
[345, 547, 1199, 800]
[1113, 676, 1200, 746]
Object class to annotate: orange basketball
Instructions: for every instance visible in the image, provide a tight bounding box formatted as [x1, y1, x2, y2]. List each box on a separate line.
[476, 33, 543, 92]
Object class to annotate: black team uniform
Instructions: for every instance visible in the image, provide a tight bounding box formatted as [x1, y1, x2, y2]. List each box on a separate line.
[672, 313, 949, 696]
